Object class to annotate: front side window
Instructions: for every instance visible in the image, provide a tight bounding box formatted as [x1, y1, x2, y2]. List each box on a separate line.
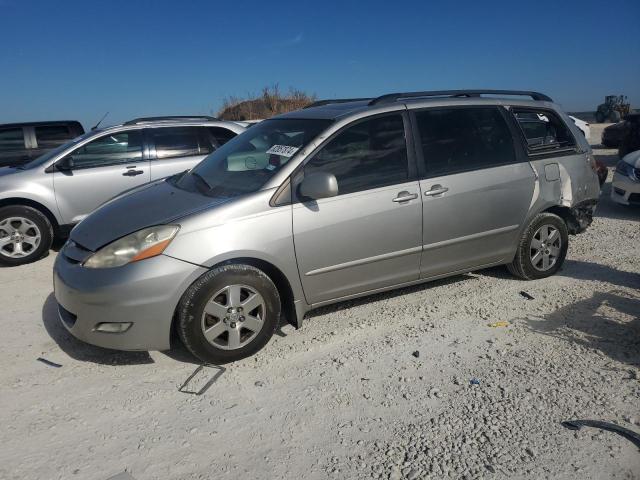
[414, 107, 516, 177]
[513, 109, 576, 151]
[176, 118, 331, 198]
[35, 125, 71, 149]
[0, 128, 25, 152]
[68, 130, 143, 168]
[303, 114, 408, 195]
[152, 127, 209, 159]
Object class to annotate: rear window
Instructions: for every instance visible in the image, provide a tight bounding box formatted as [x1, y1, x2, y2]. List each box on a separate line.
[35, 125, 73, 149]
[414, 107, 517, 177]
[513, 109, 576, 152]
[0, 128, 25, 151]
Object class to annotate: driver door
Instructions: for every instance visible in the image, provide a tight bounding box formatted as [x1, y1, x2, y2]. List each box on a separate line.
[53, 129, 150, 224]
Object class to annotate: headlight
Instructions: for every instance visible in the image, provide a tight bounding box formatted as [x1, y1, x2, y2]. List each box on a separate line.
[83, 225, 179, 269]
[616, 161, 638, 181]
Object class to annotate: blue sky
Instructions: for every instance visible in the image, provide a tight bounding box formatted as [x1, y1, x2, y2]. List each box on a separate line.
[1, 0, 639, 128]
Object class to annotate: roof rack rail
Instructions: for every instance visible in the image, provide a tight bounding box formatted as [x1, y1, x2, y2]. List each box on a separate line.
[124, 115, 218, 125]
[369, 90, 552, 106]
[303, 98, 372, 109]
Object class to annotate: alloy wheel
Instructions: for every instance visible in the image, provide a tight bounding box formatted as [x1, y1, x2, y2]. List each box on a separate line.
[530, 224, 561, 272]
[0, 217, 42, 259]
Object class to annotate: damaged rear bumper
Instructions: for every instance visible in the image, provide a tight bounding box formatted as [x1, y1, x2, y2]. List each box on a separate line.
[566, 200, 597, 234]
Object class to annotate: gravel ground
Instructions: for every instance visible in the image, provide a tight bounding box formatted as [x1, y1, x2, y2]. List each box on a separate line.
[1, 124, 638, 480]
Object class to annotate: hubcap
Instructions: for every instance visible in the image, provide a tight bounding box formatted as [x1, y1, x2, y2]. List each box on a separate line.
[0, 217, 41, 259]
[530, 224, 561, 272]
[201, 284, 266, 350]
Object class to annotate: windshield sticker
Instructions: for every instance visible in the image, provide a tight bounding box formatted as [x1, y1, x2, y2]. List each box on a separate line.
[266, 145, 300, 157]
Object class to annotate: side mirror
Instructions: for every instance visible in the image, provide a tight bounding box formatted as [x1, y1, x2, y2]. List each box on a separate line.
[56, 156, 75, 171]
[299, 172, 338, 200]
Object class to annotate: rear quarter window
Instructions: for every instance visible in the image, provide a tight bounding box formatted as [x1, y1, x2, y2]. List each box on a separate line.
[513, 109, 576, 154]
[0, 128, 25, 151]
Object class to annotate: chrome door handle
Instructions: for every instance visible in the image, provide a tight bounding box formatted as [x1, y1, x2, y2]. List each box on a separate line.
[123, 169, 144, 176]
[424, 185, 449, 196]
[392, 191, 419, 202]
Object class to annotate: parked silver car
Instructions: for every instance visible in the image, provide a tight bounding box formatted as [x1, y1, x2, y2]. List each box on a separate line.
[0, 116, 244, 265]
[53, 90, 600, 363]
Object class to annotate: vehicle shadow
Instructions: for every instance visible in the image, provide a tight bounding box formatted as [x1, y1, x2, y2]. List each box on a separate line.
[42, 293, 154, 365]
[523, 290, 640, 367]
[560, 259, 640, 289]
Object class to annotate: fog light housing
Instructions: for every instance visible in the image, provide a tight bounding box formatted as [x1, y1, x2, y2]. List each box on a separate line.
[94, 322, 132, 333]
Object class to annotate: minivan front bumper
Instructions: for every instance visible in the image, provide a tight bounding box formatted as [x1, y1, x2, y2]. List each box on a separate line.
[53, 252, 206, 351]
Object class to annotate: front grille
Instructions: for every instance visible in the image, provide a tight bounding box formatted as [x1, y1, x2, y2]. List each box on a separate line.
[58, 304, 77, 328]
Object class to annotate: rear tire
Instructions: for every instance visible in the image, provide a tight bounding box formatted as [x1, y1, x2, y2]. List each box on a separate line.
[177, 264, 281, 364]
[0, 205, 53, 266]
[609, 111, 621, 123]
[595, 111, 605, 123]
[507, 213, 568, 280]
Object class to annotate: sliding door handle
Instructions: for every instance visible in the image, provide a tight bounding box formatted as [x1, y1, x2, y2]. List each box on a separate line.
[424, 185, 449, 196]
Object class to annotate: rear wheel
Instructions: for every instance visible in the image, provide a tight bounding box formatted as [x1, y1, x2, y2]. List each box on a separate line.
[0, 205, 53, 266]
[609, 111, 621, 123]
[595, 111, 605, 123]
[507, 213, 568, 280]
[177, 264, 281, 364]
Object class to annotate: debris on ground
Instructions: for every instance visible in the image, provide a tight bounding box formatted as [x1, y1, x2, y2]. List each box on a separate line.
[519, 291, 535, 300]
[487, 321, 509, 328]
[106, 472, 137, 480]
[178, 364, 225, 395]
[412, 350, 420, 358]
[561, 420, 640, 449]
[470, 378, 481, 386]
[255, 380, 265, 387]
[36, 357, 62, 368]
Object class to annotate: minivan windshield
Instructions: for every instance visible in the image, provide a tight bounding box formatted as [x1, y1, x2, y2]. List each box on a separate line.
[21, 130, 97, 169]
[174, 118, 331, 197]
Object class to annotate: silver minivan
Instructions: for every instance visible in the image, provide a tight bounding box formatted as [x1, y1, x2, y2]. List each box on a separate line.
[53, 91, 600, 363]
[0, 117, 244, 265]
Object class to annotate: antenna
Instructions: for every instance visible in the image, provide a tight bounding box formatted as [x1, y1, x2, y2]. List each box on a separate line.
[91, 112, 109, 131]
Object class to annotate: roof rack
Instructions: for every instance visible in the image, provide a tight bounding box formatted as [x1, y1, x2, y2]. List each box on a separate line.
[303, 98, 372, 109]
[369, 90, 553, 106]
[124, 115, 218, 125]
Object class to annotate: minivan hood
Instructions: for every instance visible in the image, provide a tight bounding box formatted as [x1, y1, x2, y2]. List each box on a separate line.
[0, 166, 23, 178]
[70, 179, 230, 251]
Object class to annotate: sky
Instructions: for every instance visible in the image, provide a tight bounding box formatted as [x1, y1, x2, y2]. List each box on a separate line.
[1, 0, 639, 129]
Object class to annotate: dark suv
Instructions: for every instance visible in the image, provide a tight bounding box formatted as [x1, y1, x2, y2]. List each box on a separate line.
[0, 121, 84, 167]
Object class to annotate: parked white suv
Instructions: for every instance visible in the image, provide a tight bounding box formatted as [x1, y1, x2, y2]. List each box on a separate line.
[0, 116, 244, 266]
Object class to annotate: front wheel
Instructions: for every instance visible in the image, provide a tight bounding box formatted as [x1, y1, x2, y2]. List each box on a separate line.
[507, 213, 569, 280]
[177, 264, 281, 364]
[0, 205, 53, 266]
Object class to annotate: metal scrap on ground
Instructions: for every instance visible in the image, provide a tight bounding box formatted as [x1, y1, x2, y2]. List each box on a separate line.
[519, 291, 535, 300]
[178, 364, 226, 395]
[36, 357, 62, 368]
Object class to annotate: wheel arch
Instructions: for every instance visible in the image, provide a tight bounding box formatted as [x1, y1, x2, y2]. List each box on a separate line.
[170, 256, 301, 347]
[0, 197, 62, 235]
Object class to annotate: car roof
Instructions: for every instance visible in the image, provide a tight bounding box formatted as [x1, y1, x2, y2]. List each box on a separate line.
[276, 90, 556, 121]
[0, 120, 82, 129]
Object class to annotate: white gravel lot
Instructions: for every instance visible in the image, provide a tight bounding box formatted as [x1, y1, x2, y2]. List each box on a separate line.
[1, 124, 638, 480]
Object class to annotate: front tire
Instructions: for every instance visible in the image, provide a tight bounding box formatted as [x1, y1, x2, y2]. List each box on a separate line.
[507, 213, 569, 280]
[177, 264, 281, 364]
[0, 205, 53, 266]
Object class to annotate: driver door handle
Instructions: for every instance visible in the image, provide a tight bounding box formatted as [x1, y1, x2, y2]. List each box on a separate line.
[424, 185, 449, 196]
[392, 191, 419, 203]
[123, 167, 144, 176]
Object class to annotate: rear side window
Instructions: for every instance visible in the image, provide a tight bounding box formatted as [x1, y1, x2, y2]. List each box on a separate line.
[0, 128, 25, 151]
[208, 127, 237, 146]
[152, 127, 210, 159]
[303, 114, 409, 196]
[513, 109, 575, 152]
[414, 107, 516, 178]
[35, 125, 72, 149]
[69, 131, 143, 168]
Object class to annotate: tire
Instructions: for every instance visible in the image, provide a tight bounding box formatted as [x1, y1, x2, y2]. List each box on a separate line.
[595, 111, 605, 123]
[609, 111, 621, 123]
[507, 213, 569, 280]
[177, 264, 281, 364]
[0, 205, 53, 266]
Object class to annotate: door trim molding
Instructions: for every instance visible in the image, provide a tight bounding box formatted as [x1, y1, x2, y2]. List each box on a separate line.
[423, 224, 519, 251]
[305, 245, 422, 277]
